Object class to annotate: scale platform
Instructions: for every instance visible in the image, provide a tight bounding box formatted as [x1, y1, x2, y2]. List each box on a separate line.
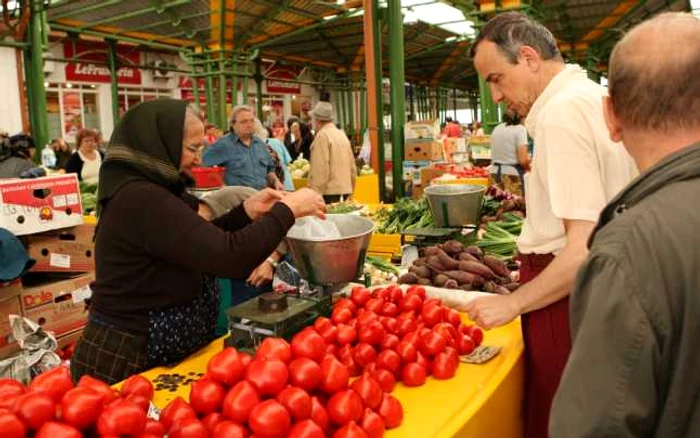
[224, 291, 333, 352]
[400, 226, 477, 247]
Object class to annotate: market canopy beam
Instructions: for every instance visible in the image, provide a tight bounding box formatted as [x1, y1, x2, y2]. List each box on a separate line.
[48, 0, 124, 20]
[72, 0, 192, 31]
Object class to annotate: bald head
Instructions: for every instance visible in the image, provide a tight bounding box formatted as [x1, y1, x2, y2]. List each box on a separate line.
[608, 13, 700, 133]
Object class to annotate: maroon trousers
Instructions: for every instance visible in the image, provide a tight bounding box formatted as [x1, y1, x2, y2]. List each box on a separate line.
[518, 254, 572, 438]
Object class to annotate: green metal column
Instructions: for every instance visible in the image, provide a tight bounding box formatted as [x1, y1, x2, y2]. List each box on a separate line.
[408, 85, 414, 121]
[255, 58, 264, 119]
[25, 0, 49, 153]
[360, 80, 367, 134]
[192, 76, 201, 110]
[218, 60, 227, 131]
[347, 81, 355, 139]
[106, 40, 120, 126]
[204, 54, 216, 125]
[339, 86, 347, 130]
[370, 0, 386, 201]
[230, 62, 238, 106]
[388, 0, 405, 198]
[241, 64, 249, 107]
[478, 75, 499, 134]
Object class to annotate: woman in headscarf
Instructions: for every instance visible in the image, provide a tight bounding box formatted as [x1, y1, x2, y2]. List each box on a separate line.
[70, 99, 325, 384]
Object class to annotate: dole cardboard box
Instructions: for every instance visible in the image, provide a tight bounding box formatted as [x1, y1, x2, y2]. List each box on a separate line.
[404, 119, 440, 141]
[0, 280, 23, 359]
[21, 274, 93, 338]
[446, 137, 468, 154]
[25, 223, 96, 273]
[0, 174, 83, 236]
[404, 140, 444, 161]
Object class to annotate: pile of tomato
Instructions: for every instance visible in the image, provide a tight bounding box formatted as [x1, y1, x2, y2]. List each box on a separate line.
[0, 284, 483, 438]
[0, 367, 162, 438]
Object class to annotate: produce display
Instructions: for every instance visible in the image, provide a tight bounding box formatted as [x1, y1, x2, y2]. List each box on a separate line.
[80, 182, 98, 214]
[358, 165, 375, 176]
[476, 214, 523, 258]
[373, 198, 434, 234]
[480, 185, 526, 223]
[327, 201, 366, 215]
[399, 241, 519, 294]
[1, 285, 482, 438]
[364, 256, 399, 286]
[289, 156, 311, 179]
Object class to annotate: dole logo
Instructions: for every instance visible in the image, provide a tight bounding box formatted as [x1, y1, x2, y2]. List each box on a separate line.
[23, 291, 54, 308]
[39, 207, 53, 221]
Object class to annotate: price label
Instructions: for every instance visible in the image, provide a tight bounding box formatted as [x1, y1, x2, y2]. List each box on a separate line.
[72, 285, 92, 304]
[49, 253, 71, 268]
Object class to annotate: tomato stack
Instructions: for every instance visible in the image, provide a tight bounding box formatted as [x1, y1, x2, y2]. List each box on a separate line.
[0, 368, 161, 438]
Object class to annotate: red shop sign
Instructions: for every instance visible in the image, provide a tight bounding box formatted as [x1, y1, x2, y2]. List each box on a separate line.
[64, 41, 142, 85]
[265, 69, 301, 94]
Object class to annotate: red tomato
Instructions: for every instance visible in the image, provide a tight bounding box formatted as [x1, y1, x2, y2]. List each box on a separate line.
[370, 288, 385, 300]
[257, 338, 292, 363]
[375, 349, 401, 374]
[469, 326, 484, 347]
[420, 305, 443, 328]
[125, 393, 150, 412]
[363, 362, 378, 375]
[353, 343, 377, 367]
[320, 356, 350, 394]
[246, 359, 288, 396]
[207, 348, 246, 387]
[401, 330, 420, 346]
[248, 400, 291, 438]
[420, 331, 448, 356]
[169, 418, 208, 438]
[387, 286, 403, 304]
[313, 317, 333, 333]
[444, 346, 460, 363]
[394, 341, 418, 365]
[201, 412, 224, 433]
[399, 294, 422, 312]
[288, 419, 325, 438]
[423, 298, 442, 307]
[145, 418, 166, 436]
[456, 334, 475, 355]
[433, 323, 457, 346]
[336, 324, 358, 346]
[379, 333, 400, 350]
[28, 366, 73, 403]
[291, 330, 326, 362]
[360, 408, 385, 438]
[339, 347, 363, 378]
[212, 420, 249, 438]
[222, 380, 261, 424]
[357, 311, 378, 326]
[288, 357, 322, 392]
[378, 394, 403, 429]
[405, 286, 426, 300]
[276, 386, 312, 421]
[60, 386, 103, 430]
[326, 343, 340, 358]
[96, 398, 147, 436]
[350, 287, 371, 308]
[333, 421, 369, 438]
[310, 396, 329, 431]
[327, 390, 364, 425]
[36, 421, 81, 438]
[401, 363, 427, 387]
[432, 352, 459, 380]
[381, 317, 398, 334]
[364, 298, 383, 314]
[332, 307, 353, 325]
[396, 318, 417, 337]
[318, 325, 338, 344]
[415, 351, 432, 375]
[160, 397, 197, 432]
[0, 379, 25, 398]
[0, 412, 26, 438]
[13, 392, 54, 430]
[445, 308, 462, 327]
[358, 320, 384, 346]
[371, 369, 396, 393]
[380, 302, 399, 317]
[350, 373, 383, 409]
[120, 374, 154, 401]
[240, 352, 253, 369]
[189, 378, 226, 415]
[335, 298, 357, 314]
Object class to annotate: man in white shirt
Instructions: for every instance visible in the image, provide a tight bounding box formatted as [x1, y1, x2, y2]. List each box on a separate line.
[465, 12, 638, 438]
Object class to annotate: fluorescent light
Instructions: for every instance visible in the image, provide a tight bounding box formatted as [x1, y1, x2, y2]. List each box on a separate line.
[445, 36, 457, 42]
[440, 21, 476, 37]
[403, 9, 418, 24]
[65, 83, 73, 88]
[324, 14, 338, 20]
[337, 0, 346, 4]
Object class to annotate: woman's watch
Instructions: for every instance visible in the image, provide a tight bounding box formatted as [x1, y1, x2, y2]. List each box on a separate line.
[266, 257, 279, 269]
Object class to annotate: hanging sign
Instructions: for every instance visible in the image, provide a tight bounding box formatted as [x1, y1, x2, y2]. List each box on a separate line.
[64, 41, 142, 85]
[265, 69, 301, 94]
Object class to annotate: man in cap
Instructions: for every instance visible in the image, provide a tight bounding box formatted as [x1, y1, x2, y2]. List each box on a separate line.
[464, 12, 638, 438]
[307, 101, 356, 203]
[550, 13, 700, 437]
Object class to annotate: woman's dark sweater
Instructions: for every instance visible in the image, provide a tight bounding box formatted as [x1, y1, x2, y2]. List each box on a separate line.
[89, 181, 295, 334]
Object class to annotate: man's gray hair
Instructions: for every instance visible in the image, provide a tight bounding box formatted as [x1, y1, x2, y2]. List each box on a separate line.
[228, 105, 255, 127]
[608, 12, 700, 133]
[470, 12, 562, 64]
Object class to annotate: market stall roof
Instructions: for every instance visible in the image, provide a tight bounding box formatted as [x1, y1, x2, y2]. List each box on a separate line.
[36, 0, 692, 89]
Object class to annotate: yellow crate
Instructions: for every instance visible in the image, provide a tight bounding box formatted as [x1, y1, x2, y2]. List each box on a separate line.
[432, 177, 489, 187]
[292, 174, 380, 204]
[369, 233, 402, 256]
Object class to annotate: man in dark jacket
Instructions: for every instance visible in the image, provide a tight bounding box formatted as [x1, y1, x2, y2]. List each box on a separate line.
[550, 13, 700, 437]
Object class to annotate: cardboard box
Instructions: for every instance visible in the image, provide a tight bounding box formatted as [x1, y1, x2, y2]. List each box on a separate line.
[404, 141, 443, 161]
[403, 161, 431, 183]
[0, 175, 83, 236]
[21, 274, 93, 338]
[25, 223, 95, 273]
[446, 138, 468, 154]
[404, 119, 440, 141]
[0, 280, 22, 358]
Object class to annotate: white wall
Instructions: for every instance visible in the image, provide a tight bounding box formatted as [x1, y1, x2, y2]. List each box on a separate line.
[0, 48, 23, 135]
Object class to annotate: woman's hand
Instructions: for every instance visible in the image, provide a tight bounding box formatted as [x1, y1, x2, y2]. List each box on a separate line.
[281, 188, 326, 219]
[247, 260, 275, 288]
[243, 188, 287, 220]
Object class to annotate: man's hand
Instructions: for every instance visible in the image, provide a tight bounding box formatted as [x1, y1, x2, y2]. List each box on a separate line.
[281, 188, 327, 219]
[274, 181, 286, 191]
[247, 260, 274, 288]
[243, 188, 287, 220]
[465, 294, 522, 329]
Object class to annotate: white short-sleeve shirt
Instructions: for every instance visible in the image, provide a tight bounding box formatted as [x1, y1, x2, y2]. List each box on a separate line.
[518, 65, 639, 255]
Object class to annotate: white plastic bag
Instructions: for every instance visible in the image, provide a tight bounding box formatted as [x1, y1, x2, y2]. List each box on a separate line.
[0, 315, 61, 383]
[288, 217, 342, 240]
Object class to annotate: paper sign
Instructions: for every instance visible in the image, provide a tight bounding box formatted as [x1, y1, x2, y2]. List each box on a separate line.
[49, 253, 71, 269]
[72, 285, 92, 304]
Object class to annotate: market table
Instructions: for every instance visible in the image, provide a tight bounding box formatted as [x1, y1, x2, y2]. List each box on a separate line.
[129, 318, 524, 438]
[293, 174, 380, 204]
